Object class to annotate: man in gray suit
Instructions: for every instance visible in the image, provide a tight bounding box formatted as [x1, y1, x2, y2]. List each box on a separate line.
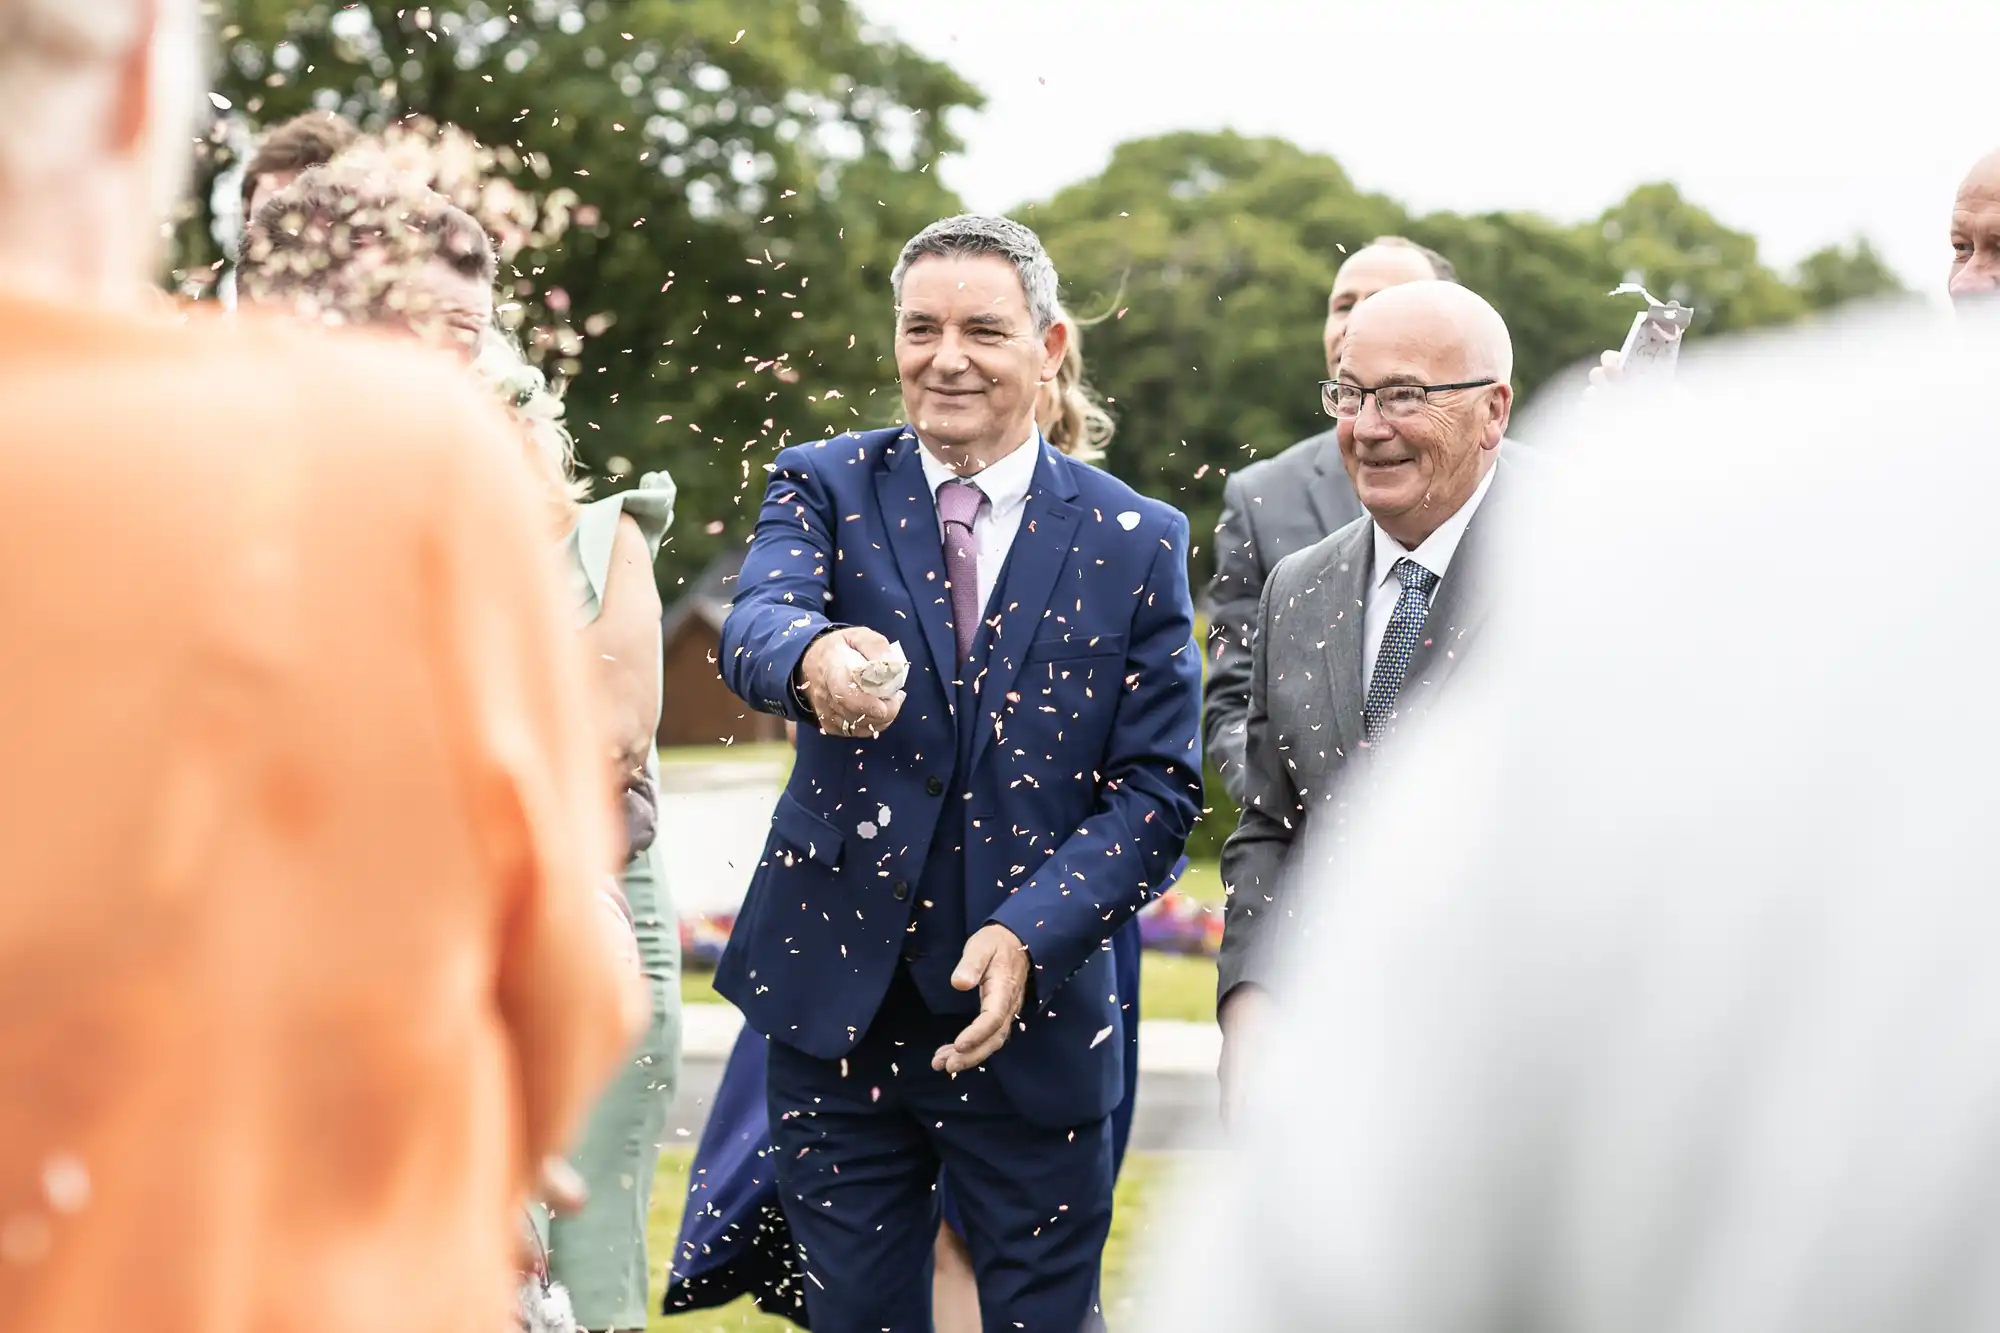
[1203, 237, 1458, 803]
[1216, 280, 1518, 1109]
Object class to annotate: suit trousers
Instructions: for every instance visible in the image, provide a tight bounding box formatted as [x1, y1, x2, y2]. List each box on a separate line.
[766, 968, 1115, 1331]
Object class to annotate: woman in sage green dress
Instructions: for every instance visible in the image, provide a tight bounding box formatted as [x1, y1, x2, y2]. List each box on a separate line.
[546, 474, 682, 1332]
[476, 338, 683, 1333]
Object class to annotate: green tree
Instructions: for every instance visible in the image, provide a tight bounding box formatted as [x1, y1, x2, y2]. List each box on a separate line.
[1794, 237, 1911, 310]
[1593, 181, 1812, 334]
[184, 0, 978, 589]
[1022, 132, 1407, 567]
[1029, 140, 1906, 567]
[1027, 139, 1903, 847]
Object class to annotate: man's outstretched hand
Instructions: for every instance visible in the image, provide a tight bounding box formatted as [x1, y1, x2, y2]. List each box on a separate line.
[933, 923, 1031, 1074]
[797, 626, 905, 738]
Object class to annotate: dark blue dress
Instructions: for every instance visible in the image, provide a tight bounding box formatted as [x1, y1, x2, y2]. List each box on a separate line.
[664, 865, 1173, 1326]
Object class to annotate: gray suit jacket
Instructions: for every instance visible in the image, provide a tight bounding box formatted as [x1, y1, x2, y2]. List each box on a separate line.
[1203, 431, 1364, 804]
[1215, 457, 1515, 1003]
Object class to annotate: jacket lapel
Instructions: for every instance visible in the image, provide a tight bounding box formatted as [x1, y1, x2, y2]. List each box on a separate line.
[967, 441, 1081, 775]
[1319, 519, 1375, 760]
[1403, 462, 1507, 699]
[873, 430, 958, 694]
[1305, 431, 1358, 536]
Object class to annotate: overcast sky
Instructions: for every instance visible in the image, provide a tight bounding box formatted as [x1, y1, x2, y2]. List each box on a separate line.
[858, 0, 1998, 301]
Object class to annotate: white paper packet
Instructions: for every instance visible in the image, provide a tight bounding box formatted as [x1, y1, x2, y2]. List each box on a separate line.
[853, 640, 909, 699]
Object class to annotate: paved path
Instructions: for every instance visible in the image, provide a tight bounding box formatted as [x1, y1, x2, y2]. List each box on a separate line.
[654, 759, 786, 916]
[668, 1005, 1222, 1154]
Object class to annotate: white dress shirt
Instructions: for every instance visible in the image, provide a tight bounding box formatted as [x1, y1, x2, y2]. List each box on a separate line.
[918, 429, 1041, 617]
[1361, 463, 1498, 687]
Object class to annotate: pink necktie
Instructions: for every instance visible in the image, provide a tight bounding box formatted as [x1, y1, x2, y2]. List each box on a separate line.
[936, 478, 987, 662]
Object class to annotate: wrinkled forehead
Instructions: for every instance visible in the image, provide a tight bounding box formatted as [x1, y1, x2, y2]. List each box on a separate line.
[1955, 188, 2000, 236]
[1956, 154, 2000, 217]
[1339, 304, 1474, 381]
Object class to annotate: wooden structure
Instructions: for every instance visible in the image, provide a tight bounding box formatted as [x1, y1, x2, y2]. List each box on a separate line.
[655, 550, 786, 749]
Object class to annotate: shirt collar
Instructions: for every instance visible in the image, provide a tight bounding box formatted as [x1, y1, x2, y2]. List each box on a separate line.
[917, 427, 1042, 515]
[1371, 460, 1499, 589]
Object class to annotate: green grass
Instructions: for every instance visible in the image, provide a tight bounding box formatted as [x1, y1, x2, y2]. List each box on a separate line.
[648, 1147, 1181, 1330]
[1139, 952, 1216, 1025]
[681, 965, 724, 1009]
[1171, 858, 1223, 906]
[657, 741, 793, 771]
[684, 953, 1214, 1025]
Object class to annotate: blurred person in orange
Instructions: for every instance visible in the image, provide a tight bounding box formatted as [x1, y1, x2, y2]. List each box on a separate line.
[0, 6, 641, 1333]
[240, 164, 683, 1331]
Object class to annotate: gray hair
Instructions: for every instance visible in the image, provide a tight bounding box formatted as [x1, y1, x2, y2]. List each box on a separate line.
[890, 213, 1061, 333]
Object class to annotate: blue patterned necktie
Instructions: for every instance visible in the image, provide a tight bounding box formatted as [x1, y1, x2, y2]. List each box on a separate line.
[1363, 557, 1440, 744]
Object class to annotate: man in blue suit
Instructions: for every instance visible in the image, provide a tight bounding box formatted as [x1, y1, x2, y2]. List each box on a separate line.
[716, 214, 1203, 1330]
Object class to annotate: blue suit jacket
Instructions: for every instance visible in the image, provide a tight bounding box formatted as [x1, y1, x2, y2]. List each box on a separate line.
[715, 426, 1203, 1127]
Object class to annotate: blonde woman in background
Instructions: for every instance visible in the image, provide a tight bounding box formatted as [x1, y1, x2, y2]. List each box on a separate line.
[1037, 306, 1115, 464]
[667, 306, 1175, 1333]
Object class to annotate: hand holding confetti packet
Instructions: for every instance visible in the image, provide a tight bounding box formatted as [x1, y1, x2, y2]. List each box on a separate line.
[854, 640, 910, 698]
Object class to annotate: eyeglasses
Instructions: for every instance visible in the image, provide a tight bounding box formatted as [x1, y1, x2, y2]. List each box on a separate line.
[1320, 378, 1498, 420]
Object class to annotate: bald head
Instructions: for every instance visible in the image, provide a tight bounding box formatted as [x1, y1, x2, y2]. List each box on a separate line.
[1335, 279, 1513, 548]
[1951, 147, 2000, 309]
[1961, 148, 2000, 197]
[1324, 241, 1449, 375]
[1345, 279, 1515, 385]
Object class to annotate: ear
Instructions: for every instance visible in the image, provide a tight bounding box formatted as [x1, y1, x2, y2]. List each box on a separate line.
[108, 0, 161, 157]
[1482, 383, 1513, 451]
[1036, 317, 1070, 387]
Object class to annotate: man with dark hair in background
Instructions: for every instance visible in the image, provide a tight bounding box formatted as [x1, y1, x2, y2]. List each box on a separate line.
[240, 109, 359, 221]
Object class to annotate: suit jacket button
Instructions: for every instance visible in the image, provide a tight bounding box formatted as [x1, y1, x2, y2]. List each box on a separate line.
[925, 776, 943, 796]
[891, 880, 910, 901]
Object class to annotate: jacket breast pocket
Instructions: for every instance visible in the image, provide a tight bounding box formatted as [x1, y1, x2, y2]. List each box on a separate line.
[1021, 630, 1128, 666]
[769, 792, 844, 869]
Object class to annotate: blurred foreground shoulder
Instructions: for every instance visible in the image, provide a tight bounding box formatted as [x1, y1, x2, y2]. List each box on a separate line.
[218, 306, 530, 490]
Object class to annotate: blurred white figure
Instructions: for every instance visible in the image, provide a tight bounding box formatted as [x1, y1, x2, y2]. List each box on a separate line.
[1148, 309, 2000, 1333]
